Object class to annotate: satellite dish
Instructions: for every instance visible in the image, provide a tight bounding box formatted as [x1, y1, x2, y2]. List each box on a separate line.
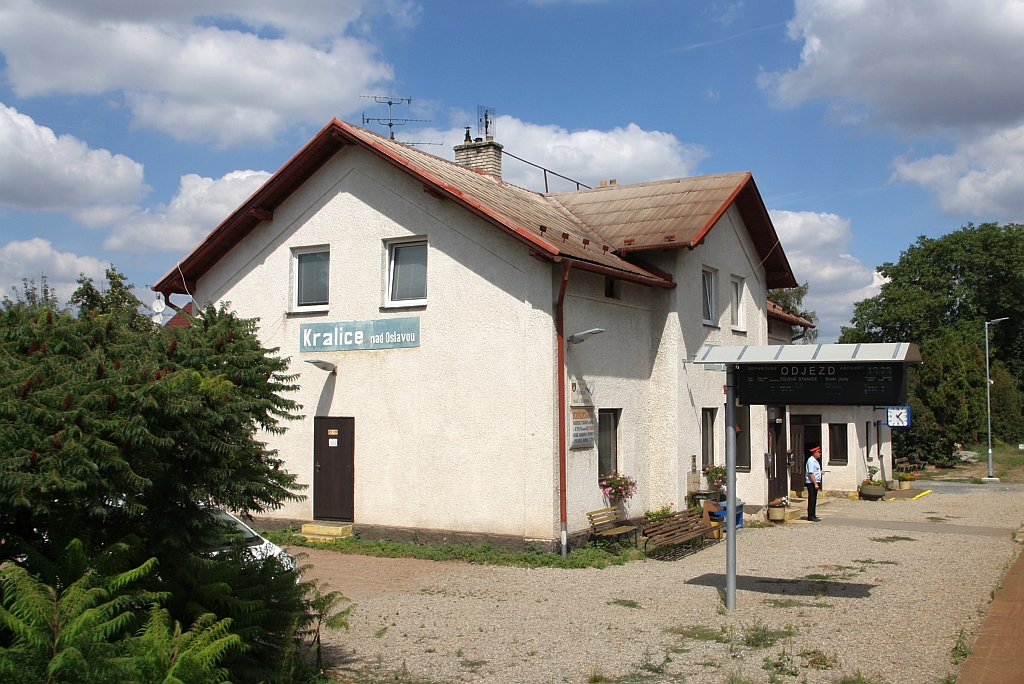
[151, 312, 163, 324]
[151, 293, 166, 314]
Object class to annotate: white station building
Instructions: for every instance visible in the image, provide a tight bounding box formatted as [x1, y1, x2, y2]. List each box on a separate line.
[155, 120, 894, 549]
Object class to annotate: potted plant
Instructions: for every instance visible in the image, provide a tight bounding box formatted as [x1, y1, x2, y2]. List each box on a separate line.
[767, 496, 788, 522]
[599, 472, 638, 508]
[897, 471, 917, 490]
[703, 464, 728, 501]
[859, 466, 888, 500]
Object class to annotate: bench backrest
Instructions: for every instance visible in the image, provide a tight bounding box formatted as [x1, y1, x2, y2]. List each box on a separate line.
[644, 508, 706, 540]
[587, 506, 626, 533]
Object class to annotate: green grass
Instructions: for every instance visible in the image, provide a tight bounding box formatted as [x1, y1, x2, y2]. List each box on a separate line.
[263, 529, 643, 569]
[853, 559, 898, 565]
[970, 477, 985, 485]
[800, 649, 839, 670]
[667, 624, 732, 643]
[871, 535, 917, 543]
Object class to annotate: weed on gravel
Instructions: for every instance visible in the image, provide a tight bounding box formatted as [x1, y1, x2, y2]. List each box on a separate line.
[832, 673, 881, 684]
[667, 624, 732, 643]
[264, 529, 643, 569]
[800, 649, 839, 670]
[744, 621, 795, 648]
[870, 535, 917, 543]
[763, 598, 833, 609]
[951, 628, 973, 664]
[608, 598, 642, 608]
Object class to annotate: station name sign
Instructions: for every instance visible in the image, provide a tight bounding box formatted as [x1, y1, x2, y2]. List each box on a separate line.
[737, 363, 907, 406]
[300, 317, 419, 352]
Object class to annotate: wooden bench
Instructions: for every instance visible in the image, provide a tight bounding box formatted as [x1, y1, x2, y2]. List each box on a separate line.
[895, 457, 913, 473]
[586, 506, 639, 547]
[641, 508, 715, 553]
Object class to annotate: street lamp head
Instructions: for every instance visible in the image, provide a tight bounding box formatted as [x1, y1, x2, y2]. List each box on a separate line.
[304, 359, 336, 374]
[988, 317, 1009, 324]
[567, 328, 605, 345]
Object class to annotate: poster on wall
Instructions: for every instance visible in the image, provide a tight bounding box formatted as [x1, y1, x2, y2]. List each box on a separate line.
[570, 408, 596, 450]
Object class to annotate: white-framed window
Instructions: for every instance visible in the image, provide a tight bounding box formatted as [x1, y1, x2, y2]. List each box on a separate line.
[292, 246, 329, 312]
[385, 238, 428, 307]
[701, 268, 716, 325]
[731, 276, 744, 330]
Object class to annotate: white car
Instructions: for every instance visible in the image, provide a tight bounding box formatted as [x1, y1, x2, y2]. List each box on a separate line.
[211, 507, 296, 572]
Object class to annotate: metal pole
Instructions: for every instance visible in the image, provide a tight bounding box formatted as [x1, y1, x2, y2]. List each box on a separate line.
[986, 320, 993, 479]
[985, 317, 1008, 481]
[725, 364, 737, 610]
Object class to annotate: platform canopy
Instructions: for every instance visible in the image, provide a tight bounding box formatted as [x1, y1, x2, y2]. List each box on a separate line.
[692, 342, 921, 365]
[692, 343, 922, 406]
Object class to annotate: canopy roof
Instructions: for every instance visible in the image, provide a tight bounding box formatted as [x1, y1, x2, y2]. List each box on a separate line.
[693, 343, 922, 365]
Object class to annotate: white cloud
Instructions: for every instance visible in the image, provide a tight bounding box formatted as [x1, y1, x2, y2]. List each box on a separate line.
[760, 0, 1024, 132]
[769, 210, 882, 342]
[892, 124, 1024, 218]
[0, 1, 398, 146]
[0, 238, 107, 302]
[104, 169, 271, 253]
[417, 115, 707, 192]
[0, 102, 146, 223]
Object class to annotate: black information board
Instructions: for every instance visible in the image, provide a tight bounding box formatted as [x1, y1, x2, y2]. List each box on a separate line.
[737, 363, 907, 406]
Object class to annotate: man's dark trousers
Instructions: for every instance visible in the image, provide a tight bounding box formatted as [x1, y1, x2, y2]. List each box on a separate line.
[806, 482, 818, 519]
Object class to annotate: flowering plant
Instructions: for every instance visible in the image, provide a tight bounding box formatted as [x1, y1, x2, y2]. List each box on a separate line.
[861, 465, 886, 487]
[599, 472, 638, 502]
[703, 464, 727, 490]
[897, 471, 918, 482]
[768, 495, 789, 507]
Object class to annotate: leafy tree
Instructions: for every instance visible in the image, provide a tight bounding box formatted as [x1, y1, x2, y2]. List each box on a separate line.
[0, 270, 344, 683]
[841, 222, 1024, 449]
[768, 281, 819, 343]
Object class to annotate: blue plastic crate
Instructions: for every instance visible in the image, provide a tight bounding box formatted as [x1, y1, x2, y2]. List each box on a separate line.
[708, 500, 744, 529]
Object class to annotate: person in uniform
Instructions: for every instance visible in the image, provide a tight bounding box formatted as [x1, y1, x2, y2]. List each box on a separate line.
[805, 445, 822, 522]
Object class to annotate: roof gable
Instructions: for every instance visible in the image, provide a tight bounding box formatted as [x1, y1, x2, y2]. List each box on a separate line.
[548, 173, 797, 288]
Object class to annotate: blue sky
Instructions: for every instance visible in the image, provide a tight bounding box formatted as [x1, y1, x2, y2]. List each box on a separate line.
[1, 0, 1020, 340]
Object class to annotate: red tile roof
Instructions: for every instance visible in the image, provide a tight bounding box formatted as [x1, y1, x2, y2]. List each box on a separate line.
[153, 119, 796, 297]
[767, 299, 814, 329]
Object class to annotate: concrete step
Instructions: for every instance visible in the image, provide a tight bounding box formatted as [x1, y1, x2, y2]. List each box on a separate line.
[300, 522, 353, 540]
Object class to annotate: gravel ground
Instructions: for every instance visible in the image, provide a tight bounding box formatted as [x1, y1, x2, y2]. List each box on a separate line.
[299, 486, 1024, 684]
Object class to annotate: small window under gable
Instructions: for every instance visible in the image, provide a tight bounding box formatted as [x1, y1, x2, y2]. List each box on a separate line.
[386, 239, 428, 307]
[293, 247, 329, 312]
[701, 268, 716, 325]
[731, 276, 744, 330]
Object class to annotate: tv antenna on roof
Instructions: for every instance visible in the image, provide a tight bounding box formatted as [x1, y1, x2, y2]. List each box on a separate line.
[361, 95, 429, 139]
[477, 105, 497, 138]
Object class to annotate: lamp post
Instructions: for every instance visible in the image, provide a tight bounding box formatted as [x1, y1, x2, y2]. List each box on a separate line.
[985, 317, 1009, 481]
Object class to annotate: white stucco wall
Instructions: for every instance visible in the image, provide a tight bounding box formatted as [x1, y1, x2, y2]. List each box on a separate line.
[195, 146, 561, 538]
[789, 405, 893, 493]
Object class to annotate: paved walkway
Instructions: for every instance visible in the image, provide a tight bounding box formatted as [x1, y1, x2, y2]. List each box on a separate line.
[957, 547, 1024, 683]
[819, 517, 1015, 537]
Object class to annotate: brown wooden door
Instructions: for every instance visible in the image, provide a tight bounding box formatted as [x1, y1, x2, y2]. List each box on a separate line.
[790, 416, 822, 495]
[313, 417, 354, 521]
[767, 407, 788, 502]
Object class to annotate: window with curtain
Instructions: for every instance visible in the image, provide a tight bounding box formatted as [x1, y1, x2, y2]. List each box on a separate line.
[387, 240, 427, 305]
[598, 409, 620, 479]
[294, 249, 329, 309]
[702, 268, 715, 324]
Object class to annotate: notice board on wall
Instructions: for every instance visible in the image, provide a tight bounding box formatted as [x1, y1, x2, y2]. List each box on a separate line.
[569, 408, 596, 449]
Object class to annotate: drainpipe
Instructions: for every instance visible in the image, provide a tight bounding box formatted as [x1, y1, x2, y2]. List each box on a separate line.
[556, 259, 572, 557]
